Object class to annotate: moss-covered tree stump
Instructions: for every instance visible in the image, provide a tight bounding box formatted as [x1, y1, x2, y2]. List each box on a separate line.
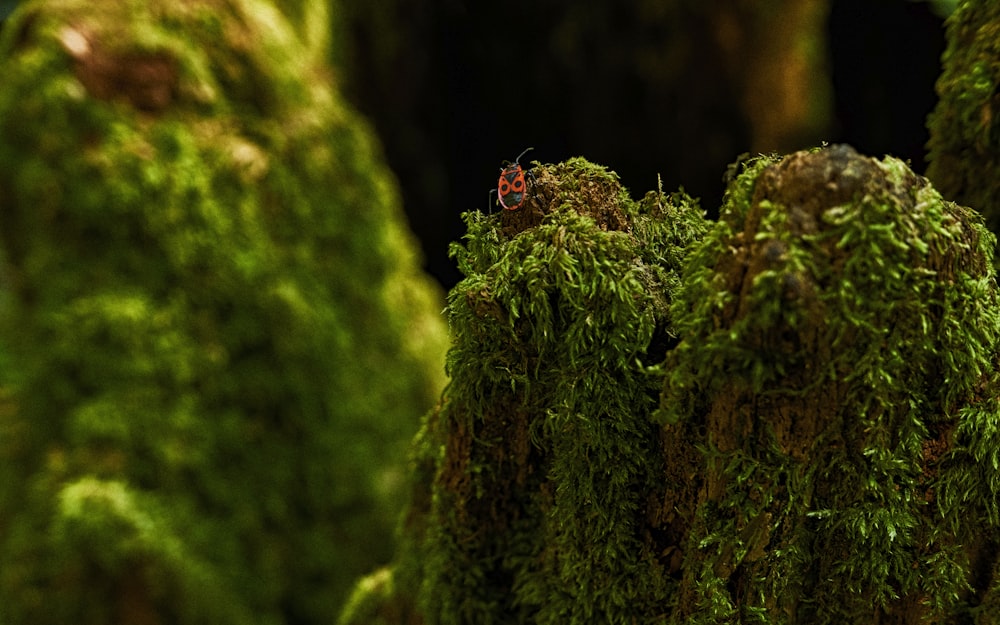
[662, 145, 1000, 624]
[342, 146, 1000, 625]
[0, 0, 447, 623]
[340, 157, 709, 624]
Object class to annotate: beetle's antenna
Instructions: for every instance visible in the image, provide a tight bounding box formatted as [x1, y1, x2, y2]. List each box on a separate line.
[514, 146, 535, 164]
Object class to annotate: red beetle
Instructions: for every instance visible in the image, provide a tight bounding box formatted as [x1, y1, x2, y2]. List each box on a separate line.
[493, 147, 534, 212]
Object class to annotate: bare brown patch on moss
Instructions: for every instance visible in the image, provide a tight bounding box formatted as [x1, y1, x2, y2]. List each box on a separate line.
[650, 417, 703, 577]
[752, 144, 879, 224]
[59, 25, 178, 113]
[500, 161, 630, 236]
[439, 407, 473, 503]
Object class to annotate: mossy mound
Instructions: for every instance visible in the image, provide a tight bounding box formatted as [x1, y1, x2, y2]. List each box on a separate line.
[341, 158, 711, 625]
[0, 0, 447, 623]
[926, 0, 1000, 233]
[496, 158, 634, 234]
[662, 145, 1000, 624]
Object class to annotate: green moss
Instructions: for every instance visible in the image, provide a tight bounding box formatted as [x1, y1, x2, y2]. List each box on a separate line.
[926, 0, 1000, 233]
[0, 0, 447, 623]
[354, 158, 709, 625]
[341, 145, 1000, 624]
[268, 0, 330, 62]
[662, 145, 1000, 624]
[338, 568, 407, 625]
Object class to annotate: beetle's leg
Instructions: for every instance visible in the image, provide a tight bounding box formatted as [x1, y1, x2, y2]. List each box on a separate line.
[487, 188, 497, 215]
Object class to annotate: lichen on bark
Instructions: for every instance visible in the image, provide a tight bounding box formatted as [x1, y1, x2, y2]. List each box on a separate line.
[0, 0, 447, 623]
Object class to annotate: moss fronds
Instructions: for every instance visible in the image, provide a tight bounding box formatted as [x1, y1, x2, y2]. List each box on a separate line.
[412, 158, 708, 625]
[663, 145, 1000, 623]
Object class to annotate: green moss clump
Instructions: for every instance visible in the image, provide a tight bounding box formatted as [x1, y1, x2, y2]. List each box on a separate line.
[661, 145, 1000, 624]
[340, 158, 710, 625]
[926, 0, 1000, 232]
[0, 0, 447, 623]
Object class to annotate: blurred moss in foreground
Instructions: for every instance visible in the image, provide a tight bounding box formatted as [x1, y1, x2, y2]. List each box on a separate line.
[0, 0, 447, 623]
[927, 0, 1000, 233]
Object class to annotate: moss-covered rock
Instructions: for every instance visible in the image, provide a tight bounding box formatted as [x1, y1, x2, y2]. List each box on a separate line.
[662, 145, 1000, 624]
[0, 0, 447, 623]
[926, 0, 1000, 232]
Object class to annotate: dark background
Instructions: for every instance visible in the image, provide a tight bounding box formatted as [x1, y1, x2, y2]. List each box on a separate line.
[338, 0, 947, 289]
[0, 0, 949, 289]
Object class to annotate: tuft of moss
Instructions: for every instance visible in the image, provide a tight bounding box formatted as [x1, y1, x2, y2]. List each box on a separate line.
[926, 0, 1000, 233]
[661, 145, 1000, 624]
[0, 0, 447, 623]
[340, 157, 710, 625]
